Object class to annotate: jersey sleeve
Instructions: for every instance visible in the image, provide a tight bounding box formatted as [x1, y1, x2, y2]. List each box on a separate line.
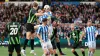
[93, 26, 97, 33]
[37, 26, 42, 34]
[49, 12, 52, 16]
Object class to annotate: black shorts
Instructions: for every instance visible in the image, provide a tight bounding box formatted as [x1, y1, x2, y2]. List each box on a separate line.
[26, 23, 35, 33]
[8, 44, 21, 52]
[71, 42, 84, 49]
[51, 40, 57, 49]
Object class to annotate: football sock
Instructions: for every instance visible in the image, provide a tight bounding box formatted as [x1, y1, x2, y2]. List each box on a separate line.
[88, 51, 91, 56]
[23, 39, 29, 50]
[57, 42, 62, 53]
[90, 52, 93, 56]
[73, 51, 79, 56]
[55, 54, 58, 56]
[18, 54, 21, 56]
[30, 39, 34, 50]
[9, 54, 12, 56]
[82, 51, 85, 56]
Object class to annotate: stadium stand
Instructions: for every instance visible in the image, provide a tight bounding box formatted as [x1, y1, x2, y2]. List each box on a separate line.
[0, 2, 100, 39]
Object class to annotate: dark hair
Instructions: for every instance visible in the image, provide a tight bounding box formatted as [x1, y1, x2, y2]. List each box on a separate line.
[42, 18, 47, 22]
[87, 20, 92, 23]
[11, 16, 16, 22]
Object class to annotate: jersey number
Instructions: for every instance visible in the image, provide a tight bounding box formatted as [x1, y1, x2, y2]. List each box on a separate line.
[10, 28, 18, 35]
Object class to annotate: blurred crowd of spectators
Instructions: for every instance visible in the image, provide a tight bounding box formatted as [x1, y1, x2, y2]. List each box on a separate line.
[51, 2, 100, 24]
[0, 2, 100, 38]
[50, 2, 100, 38]
[0, 3, 32, 34]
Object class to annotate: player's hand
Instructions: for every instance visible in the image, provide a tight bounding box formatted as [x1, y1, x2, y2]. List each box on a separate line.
[79, 39, 82, 42]
[40, 39, 44, 43]
[68, 42, 71, 46]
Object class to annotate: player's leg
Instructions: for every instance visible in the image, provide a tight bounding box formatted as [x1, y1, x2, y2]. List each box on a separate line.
[23, 32, 31, 50]
[88, 41, 96, 56]
[51, 41, 58, 56]
[48, 39, 54, 56]
[88, 48, 95, 56]
[30, 33, 36, 55]
[41, 42, 49, 56]
[8, 44, 14, 56]
[30, 33, 35, 51]
[71, 44, 79, 56]
[71, 49, 79, 56]
[21, 23, 32, 56]
[80, 48, 85, 56]
[56, 38, 65, 55]
[79, 41, 85, 56]
[15, 44, 21, 56]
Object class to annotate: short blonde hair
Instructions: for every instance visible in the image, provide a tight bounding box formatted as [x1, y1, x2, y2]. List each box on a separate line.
[33, 1, 38, 7]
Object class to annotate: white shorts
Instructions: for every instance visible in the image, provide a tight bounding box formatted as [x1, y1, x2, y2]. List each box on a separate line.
[41, 39, 53, 49]
[88, 41, 96, 49]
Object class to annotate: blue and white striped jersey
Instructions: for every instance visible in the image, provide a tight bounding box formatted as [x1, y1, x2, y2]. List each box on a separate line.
[38, 14, 48, 23]
[37, 25, 49, 42]
[85, 26, 96, 42]
[38, 11, 52, 24]
[44, 11, 52, 18]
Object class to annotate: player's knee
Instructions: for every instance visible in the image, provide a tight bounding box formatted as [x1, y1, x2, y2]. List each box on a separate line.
[53, 49, 57, 54]
[71, 49, 75, 52]
[50, 50, 54, 54]
[9, 52, 13, 54]
[81, 48, 84, 52]
[56, 38, 60, 42]
[17, 51, 21, 54]
[26, 36, 30, 39]
[44, 49, 48, 55]
[45, 51, 50, 55]
[31, 36, 34, 39]
[91, 49, 95, 53]
[89, 48, 93, 52]
[26, 32, 31, 39]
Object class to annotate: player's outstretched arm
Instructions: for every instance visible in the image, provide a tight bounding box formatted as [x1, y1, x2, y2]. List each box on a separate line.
[35, 13, 44, 16]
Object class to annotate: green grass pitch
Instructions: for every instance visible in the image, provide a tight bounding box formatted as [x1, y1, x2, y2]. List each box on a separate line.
[0, 47, 100, 56]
